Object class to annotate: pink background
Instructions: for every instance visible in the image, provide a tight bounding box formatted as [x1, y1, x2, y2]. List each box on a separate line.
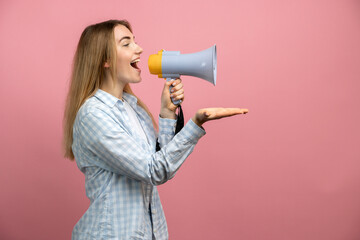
[1, 0, 360, 239]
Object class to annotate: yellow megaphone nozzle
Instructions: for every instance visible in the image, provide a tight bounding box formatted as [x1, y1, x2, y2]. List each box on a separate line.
[148, 50, 163, 76]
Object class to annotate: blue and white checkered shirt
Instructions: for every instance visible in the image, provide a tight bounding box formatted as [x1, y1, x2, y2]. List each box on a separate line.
[71, 89, 206, 240]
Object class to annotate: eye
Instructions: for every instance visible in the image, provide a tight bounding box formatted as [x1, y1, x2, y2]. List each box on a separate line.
[123, 43, 130, 47]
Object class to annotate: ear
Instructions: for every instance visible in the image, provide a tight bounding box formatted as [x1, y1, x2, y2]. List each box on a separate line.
[104, 61, 110, 68]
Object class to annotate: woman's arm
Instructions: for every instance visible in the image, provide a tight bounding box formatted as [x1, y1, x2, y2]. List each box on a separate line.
[157, 78, 184, 147]
[76, 110, 205, 186]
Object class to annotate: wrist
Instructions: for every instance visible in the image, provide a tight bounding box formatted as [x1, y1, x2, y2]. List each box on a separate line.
[160, 108, 176, 119]
[192, 116, 204, 127]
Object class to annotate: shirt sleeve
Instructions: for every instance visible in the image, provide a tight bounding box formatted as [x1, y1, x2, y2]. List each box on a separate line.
[157, 116, 177, 147]
[77, 110, 206, 186]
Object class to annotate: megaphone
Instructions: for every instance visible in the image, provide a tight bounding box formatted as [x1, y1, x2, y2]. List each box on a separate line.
[148, 45, 217, 104]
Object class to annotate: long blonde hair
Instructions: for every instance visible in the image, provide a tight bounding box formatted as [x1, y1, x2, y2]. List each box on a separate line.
[63, 20, 157, 160]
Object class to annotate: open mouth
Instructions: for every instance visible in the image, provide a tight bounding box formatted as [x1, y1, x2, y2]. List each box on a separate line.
[130, 59, 140, 70]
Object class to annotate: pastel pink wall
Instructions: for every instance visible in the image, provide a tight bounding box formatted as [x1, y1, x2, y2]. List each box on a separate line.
[1, 0, 360, 239]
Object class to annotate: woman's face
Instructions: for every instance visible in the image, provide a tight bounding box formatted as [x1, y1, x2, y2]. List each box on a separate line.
[113, 25, 143, 85]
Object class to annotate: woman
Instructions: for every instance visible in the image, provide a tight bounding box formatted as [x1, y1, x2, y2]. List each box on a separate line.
[63, 19, 248, 240]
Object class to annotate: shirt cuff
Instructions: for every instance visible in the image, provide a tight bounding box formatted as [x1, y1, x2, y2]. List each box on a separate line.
[179, 118, 206, 143]
[159, 115, 177, 135]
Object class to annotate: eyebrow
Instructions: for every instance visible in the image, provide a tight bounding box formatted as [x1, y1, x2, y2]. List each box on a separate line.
[119, 36, 135, 42]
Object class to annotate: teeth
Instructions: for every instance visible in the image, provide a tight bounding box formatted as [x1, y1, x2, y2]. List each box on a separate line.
[131, 59, 140, 63]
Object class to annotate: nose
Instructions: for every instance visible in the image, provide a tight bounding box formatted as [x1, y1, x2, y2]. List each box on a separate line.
[136, 43, 143, 55]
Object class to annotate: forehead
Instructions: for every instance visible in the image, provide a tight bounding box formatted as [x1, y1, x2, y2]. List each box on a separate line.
[114, 25, 133, 41]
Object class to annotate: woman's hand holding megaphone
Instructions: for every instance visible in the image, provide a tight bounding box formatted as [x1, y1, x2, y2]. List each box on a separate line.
[160, 79, 184, 119]
[192, 108, 249, 127]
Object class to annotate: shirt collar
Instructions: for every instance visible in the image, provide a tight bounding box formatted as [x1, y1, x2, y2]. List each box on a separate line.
[94, 89, 119, 108]
[94, 89, 138, 109]
[122, 92, 138, 109]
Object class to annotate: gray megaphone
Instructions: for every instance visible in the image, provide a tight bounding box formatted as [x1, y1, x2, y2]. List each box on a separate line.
[148, 45, 217, 104]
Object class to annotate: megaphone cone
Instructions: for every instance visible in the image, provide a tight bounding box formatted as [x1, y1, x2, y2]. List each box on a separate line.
[148, 45, 217, 85]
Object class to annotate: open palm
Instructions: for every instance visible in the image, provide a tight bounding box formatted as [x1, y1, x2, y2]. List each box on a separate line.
[192, 108, 248, 126]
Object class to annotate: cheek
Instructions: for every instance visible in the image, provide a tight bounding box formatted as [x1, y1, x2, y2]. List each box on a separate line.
[116, 61, 130, 76]
[117, 60, 127, 70]
[116, 54, 131, 70]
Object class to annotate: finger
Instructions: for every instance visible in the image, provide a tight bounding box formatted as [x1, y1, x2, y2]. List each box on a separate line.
[220, 108, 242, 116]
[242, 109, 249, 114]
[171, 83, 183, 92]
[170, 83, 183, 93]
[220, 108, 248, 117]
[233, 108, 249, 114]
[170, 78, 182, 87]
[174, 78, 182, 85]
[163, 82, 173, 96]
[223, 108, 248, 114]
[172, 93, 184, 101]
[203, 108, 247, 120]
[171, 88, 184, 97]
[166, 79, 175, 87]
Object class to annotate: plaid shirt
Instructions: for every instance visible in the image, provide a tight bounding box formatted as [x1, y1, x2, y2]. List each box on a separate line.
[71, 89, 205, 240]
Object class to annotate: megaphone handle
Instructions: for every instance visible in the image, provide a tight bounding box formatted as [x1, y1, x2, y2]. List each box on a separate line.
[166, 78, 181, 105]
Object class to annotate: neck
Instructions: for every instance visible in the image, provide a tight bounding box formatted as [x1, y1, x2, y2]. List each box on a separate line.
[100, 73, 125, 100]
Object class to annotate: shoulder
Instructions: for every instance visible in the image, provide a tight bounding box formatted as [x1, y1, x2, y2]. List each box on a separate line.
[75, 96, 117, 127]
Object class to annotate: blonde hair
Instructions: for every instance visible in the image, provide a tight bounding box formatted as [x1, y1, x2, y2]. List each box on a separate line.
[63, 20, 157, 160]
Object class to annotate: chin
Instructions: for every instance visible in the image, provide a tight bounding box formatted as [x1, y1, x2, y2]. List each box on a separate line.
[130, 77, 142, 84]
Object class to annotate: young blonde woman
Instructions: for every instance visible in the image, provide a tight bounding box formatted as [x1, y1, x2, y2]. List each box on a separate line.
[63, 19, 248, 240]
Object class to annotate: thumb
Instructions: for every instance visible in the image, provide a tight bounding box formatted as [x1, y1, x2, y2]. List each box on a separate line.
[163, 80, 175, 95]
[166, 79, 175, 86]
[163, 80, 173, 91]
